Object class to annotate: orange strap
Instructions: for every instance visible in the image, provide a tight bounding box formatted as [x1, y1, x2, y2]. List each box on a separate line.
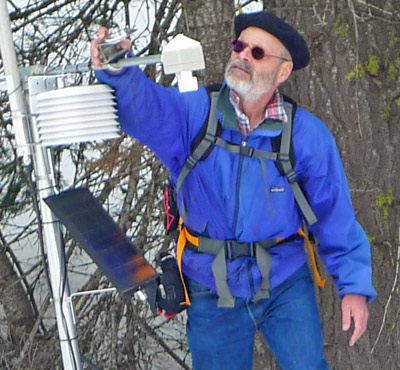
[298, 229, 326, 288]
[176, 220, 192, 306]
[175, 223, 325, 306]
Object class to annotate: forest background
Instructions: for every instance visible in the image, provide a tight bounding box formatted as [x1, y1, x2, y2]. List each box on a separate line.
[0, 0, 399, 369]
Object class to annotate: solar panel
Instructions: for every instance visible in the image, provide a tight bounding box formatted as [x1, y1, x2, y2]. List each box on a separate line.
[44, 187, 157, 295]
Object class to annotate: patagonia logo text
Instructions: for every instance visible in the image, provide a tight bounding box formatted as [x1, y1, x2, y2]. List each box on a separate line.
[270, 186, 285, 193]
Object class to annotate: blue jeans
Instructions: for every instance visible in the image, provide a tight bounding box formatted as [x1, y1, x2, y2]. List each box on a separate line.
[185, 264, 330, 370]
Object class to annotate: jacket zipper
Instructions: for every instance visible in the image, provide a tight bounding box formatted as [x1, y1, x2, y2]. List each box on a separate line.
[248, 259, 256, 297]
[232, 139, 257, 296]
[232, 139, 248, 235]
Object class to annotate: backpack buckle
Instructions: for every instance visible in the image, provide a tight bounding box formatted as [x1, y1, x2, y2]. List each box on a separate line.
[240, 146, 255, 157]
[186, 155, 198, 169]
[249, 242, 257, 257]
[223, 241, 257, 259]
[287, 170, 297, 183]
[278, 153, 290, 162]
[204, 132, 216, 144]
[224, 241, 232, 259]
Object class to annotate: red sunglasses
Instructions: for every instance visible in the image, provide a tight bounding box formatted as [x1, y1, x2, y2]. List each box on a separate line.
[229, 39, 291, 61]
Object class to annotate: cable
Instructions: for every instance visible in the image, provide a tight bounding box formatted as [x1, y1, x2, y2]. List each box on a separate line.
[59, 235, 79, 370]
[25, 163, 53, 297]
[25, 162, 81, 369]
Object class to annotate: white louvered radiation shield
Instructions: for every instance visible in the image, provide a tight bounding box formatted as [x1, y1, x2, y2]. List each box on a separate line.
[35, 84, 121, 146]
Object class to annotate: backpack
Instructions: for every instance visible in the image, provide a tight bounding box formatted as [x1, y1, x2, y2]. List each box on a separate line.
[167, 87, 317, 227]
[162, 87, 324, 307]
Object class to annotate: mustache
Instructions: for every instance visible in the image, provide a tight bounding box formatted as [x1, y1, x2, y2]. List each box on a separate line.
[227, 59, 253, 76]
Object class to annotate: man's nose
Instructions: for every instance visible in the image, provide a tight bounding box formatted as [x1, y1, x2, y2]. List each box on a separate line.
[237, 45, 251, 61]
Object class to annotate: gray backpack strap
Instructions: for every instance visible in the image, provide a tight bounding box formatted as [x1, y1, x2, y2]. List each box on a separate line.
[211, 243, 274, 306]
[252, 244, 273, 302]
[211, 248, 235, 307]
[281, 102, 318, 225]
[176, 92, 219, 192]
[215, 138, 278, 160]
[176, 92, 219, 219]
[195, 236, 277, 307]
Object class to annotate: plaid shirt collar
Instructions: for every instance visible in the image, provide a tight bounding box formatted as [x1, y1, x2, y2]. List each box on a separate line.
[229, 89, 288, 136]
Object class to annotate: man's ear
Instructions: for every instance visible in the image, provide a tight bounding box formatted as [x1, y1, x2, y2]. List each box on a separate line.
[277, 61, 293, 85]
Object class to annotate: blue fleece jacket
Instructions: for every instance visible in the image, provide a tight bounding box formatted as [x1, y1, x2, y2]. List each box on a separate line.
[95, 65, 377, 303]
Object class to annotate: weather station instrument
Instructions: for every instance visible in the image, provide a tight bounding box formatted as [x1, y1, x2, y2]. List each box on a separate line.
[0, 1, 205, 365]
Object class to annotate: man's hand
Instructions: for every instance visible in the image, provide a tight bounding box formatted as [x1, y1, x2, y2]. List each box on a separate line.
[90, 27, 131, 69]
[341, 294, 369, 346]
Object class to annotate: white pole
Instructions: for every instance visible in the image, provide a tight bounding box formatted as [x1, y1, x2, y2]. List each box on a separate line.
[28, 114, 82, 369]
[0, 1, 82, 368]
[0, 0, 30, 163]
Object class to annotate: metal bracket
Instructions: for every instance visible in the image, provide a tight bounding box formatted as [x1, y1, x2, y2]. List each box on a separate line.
[27, 75, 58, 114]
[28, 75, 57, 95]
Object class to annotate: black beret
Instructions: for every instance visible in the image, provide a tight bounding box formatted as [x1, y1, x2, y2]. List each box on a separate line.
[235, 11, 310, 70]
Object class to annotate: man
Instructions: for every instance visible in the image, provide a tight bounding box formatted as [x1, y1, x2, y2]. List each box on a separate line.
[91, 11, 376, 370]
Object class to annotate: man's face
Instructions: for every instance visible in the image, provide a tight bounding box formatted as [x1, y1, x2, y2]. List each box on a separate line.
[225, 27, 292, 100]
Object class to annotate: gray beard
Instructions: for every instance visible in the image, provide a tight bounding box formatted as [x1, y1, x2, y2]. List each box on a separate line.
[224, 59, 275, 100]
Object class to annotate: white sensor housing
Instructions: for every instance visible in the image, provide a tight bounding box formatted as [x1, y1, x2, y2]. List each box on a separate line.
[161, 34, 205, 92]
[35, 84, 120, 146]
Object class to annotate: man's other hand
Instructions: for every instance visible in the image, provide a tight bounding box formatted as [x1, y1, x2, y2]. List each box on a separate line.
[342, 293, 369, 346]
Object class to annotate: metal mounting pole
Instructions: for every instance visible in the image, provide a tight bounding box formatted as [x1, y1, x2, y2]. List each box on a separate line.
[0, 0, 31, 163]
[0, 1, 81, 368]
[19, 53, 162, 77]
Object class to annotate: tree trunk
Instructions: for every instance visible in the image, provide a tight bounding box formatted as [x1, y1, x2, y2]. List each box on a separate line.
[179, 0, 236, 86]
[178, 1, 400, 368]
[3, 0, 398, 367]
[0, 240, 35, 344]
[259, 1, 400, 369]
